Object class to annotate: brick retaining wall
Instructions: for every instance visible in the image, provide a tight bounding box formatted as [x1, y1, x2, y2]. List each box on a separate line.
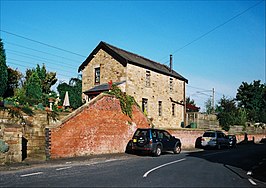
[49, 94, 150, 159]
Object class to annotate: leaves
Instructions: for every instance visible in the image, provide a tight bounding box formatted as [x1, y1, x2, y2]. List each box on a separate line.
[0, 38, 8, 97]
[236, 80, 265, 123]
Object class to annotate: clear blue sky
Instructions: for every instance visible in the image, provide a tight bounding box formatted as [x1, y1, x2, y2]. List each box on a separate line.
[1, 0, 265, 111]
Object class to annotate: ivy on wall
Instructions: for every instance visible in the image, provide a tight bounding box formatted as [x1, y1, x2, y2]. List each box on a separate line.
[106, 84, 139, 118]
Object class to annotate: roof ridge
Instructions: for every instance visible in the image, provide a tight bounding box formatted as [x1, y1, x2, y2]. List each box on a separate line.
[102, 41, 169, 69]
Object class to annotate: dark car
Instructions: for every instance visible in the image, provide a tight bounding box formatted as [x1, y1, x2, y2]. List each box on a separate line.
[227, 134, 237, 148]
[126, 128, 181, 157]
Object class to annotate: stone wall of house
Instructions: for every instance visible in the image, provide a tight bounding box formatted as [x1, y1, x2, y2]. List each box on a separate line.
[81, 49, 127, 94]
[126, 63, 185, 129]
[49, 94, 150, 159]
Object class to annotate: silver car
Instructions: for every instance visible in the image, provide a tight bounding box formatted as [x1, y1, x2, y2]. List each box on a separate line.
[201, 130, 229, 149]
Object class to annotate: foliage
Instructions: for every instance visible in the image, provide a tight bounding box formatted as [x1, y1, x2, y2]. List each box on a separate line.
[205, 98, 214, 114]
[3, 98, 34, 122]
[0, 140, 9, 153]
[57, 77, 82, 109]
[26, 64, 57, 95]
[0, 38, 8, 97]
[216, 96, 248, 131]
[107, 84, 138, 118]
[4, 67, 23, 98]
[186, 97, 200, 112]
[25, 72, 42, 105]
[46, 106, 59, 125]
[236, 80, 266, 123]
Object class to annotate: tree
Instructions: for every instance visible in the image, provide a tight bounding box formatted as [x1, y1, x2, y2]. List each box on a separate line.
[25, 72, 42, 105]
[57, 77, 83, 109]
[26, 64, 57, 95]
[205, 98, 214, 114]
[4, 67, 23, 98]
[216, 96, 237, 131]
[236, 80, 266, 123]
[0, 39, 8, 97]
[186, 97, 200, 112]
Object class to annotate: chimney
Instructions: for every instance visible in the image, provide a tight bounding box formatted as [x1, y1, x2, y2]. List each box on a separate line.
[170, 54, 173, 71]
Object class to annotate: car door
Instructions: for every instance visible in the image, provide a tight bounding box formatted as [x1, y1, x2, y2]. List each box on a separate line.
[161, 131, 175, 150]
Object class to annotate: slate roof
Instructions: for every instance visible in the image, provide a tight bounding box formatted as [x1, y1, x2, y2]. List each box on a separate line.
[83, 81, 125, 94]
[78, 41, 188, 83]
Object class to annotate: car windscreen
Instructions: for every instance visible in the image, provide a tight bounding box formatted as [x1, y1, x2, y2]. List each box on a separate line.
[203, 132, 215, 137]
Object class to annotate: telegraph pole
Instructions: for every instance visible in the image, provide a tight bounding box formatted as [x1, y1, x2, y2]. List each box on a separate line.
[212, 88, 215, 114]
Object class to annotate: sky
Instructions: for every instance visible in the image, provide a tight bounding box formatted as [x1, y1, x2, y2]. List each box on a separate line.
[0, 0, 265, 111]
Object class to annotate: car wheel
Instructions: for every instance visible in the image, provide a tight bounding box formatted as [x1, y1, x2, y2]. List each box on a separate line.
[173, 145, 181, 154]
[154, 145, 162, 157]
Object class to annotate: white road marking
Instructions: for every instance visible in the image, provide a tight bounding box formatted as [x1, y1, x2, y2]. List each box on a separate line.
[56, 166, 72, 171]
[143, 158, 186, 178]
[248, 178, 257, 185]
[247, 171, 252, 176]
[20, 172, 43, 177]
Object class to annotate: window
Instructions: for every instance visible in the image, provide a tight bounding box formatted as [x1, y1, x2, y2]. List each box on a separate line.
[95, 67, 100, 84]
[170, 78, 173, 92]
[158, 101, 162, 116]
[146, 71, 150, 87]
[172, 103, 175, 116]
[142, 98, 148, 114]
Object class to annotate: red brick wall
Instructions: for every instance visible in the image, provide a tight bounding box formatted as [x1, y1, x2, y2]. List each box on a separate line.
[50, 95, 150, 159]
[168, 129, 205, 149]
[168, 129, 266, 149]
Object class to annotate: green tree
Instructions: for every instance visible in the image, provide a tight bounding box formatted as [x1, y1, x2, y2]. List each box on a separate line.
[236, 80, 266, 123]
[186, 97, 200, 112]
[26, 64, 57, 94]
[216, 96, 237, 131]
[25, 72, 42, 105]
[0, 39, 8, 97]
[205, 98, 214, 114]
[4, 67, 23, 98]
[57, 77, 82, 109]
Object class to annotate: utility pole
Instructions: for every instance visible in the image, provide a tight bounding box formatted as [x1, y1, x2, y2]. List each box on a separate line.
[212, 88, 215, 114]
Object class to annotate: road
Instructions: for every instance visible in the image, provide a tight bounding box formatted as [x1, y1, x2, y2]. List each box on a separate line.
[0, 143, 265, 187]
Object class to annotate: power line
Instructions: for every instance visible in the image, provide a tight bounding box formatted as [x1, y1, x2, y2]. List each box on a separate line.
[6, 49, 77, 69]
[8, 58, 77, 74]
[4, 41, 81, 63]
[159, 0, 264, 62]
[7, 62, 73, 78]
[0, 29, 86, 58]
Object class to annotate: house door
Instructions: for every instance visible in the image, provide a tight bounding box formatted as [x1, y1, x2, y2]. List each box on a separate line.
[22, 137, 28, 161]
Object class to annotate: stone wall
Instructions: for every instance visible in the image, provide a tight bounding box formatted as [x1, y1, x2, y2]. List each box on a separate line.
[126, 63, 185, 129]
[81, 49, 186, 129]
[81, 49, 127, 94]
[49, 94, 150, 159]
[0, 124, 22, 164]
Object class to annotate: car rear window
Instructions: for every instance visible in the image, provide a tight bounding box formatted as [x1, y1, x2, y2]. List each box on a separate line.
[203, 132, 215, 137]
[134, 130, 149, 137]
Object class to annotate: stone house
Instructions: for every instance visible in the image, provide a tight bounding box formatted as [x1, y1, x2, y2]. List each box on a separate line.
[78, 41, 188, 129]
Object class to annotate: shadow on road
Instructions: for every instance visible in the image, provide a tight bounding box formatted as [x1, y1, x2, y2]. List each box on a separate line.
[189, 138, 266, 183]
